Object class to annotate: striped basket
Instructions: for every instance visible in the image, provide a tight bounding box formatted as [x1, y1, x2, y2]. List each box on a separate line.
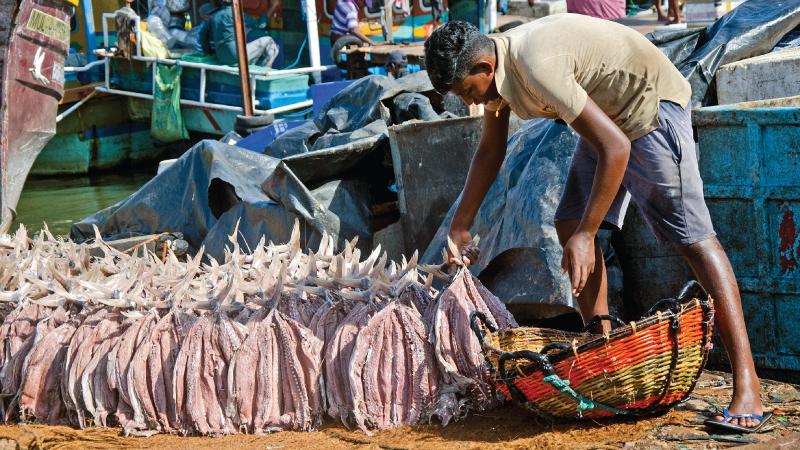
[471, 281, 715, 420]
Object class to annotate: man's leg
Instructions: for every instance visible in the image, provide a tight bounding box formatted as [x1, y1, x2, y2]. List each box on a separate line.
[667, 0, 682, 23]
[679, 238, 763, 427]
[556, 219, 610, 333]
[622, 100, 763, 428]
[654, 0, 667, 21]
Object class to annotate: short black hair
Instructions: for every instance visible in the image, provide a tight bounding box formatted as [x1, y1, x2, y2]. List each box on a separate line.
[424, 21, 494, 94]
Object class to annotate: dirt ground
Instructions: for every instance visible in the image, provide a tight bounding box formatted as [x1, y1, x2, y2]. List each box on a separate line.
[0, 371, 798, 450]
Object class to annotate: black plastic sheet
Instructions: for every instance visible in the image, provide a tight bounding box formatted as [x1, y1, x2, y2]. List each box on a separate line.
[71, 72, 451, 259]
[262, 72, 437, 158]
[71, 140, 372, 260]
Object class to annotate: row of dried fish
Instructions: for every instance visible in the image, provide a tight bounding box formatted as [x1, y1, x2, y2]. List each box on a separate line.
[0, 223, 516, 435]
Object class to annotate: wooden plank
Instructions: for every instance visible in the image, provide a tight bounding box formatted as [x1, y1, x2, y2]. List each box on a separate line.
[60, 82, 105, 104]
[343, 43, 425, 66]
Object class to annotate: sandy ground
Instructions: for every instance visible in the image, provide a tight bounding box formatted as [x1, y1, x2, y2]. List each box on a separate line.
[0, 372, 799, 449]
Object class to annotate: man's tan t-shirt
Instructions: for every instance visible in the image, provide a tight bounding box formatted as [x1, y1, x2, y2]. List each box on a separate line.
[485, 13, 691, 141]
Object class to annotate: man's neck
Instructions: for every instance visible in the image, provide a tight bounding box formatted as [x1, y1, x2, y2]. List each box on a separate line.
[490, 40, 501, 101]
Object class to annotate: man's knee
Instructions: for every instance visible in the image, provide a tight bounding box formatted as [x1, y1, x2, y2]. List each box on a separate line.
[677, 235, 723, 260]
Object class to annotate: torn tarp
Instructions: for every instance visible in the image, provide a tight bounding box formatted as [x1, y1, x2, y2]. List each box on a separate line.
[421, 120, 585, 317]
[71, 140, 373, 260]
[261, 72, 438, 158]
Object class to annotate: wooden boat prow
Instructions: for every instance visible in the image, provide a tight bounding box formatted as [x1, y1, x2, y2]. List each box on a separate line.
[0, 0, 75, 231]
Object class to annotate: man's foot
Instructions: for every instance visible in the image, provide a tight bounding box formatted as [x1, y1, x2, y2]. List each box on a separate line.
[657, 13, 669, 21]
[666, 16, 682, 25]
[712, 381, 764, 428]
[705, 408, 772, 433]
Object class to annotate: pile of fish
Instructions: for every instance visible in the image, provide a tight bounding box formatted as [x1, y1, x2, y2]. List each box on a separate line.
[0, 223, 516, 436]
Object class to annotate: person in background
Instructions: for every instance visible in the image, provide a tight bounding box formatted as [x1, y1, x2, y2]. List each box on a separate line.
[385, 50, 408, 79]
[207, 0, 280, 66]
[658, 0, 683, 24]
[653, 0, 683, 23]
[193, 2, 217, 55]
[330, 0, 377, 47]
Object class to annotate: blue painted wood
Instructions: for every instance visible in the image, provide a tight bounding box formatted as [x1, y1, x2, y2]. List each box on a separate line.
[693, 97, 800, 373]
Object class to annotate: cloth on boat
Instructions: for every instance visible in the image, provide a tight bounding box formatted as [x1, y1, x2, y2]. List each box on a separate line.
[114, 7, 139, 58]
[150, 64, 188, 143]
[141, 30, 171, 59]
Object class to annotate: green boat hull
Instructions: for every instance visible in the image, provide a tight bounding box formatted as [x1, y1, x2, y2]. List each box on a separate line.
[30, 95, 182, 176]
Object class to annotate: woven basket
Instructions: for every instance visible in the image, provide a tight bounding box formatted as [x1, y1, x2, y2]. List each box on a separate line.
[471, 281, 715, 420]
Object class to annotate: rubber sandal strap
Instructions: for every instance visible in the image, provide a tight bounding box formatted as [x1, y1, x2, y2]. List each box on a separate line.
[726, 412, 766, 421]
[706, 410, 774, 434]
[721, 408, 767, 423]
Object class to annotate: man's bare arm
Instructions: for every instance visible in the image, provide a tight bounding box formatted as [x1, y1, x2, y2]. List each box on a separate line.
[562, 97, 630, 294]
[448, 106, 511, 263]
[350, 27, 376, 46]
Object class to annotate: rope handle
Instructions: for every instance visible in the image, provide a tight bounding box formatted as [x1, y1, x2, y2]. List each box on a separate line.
[498, 350, 557, 382]
[469, 310, 498, 345]
[497, 349, 629, 416]
[646, 280, 710, 317]
[539, 342, 571, 356]
[581, 314, 626, 333]
[677, 280, 709, 302]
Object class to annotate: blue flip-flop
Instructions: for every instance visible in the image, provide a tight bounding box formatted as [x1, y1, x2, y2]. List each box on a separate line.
[704, 408, 774, 433]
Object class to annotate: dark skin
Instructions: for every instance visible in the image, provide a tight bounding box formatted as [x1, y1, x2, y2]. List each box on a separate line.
[446, 48, 763, 427]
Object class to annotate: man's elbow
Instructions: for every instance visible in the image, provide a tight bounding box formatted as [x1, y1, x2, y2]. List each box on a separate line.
[610, 137, 631, 157]
[601, 138, 631, 165]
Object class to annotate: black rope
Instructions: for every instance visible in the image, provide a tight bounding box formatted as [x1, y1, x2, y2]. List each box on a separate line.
[470, 310, 499, 372]
[582, 314, 626, 332]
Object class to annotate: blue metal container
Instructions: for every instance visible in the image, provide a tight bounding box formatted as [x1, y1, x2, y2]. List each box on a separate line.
[693, 96, 800, 373]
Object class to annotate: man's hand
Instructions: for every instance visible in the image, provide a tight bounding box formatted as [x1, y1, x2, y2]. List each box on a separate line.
[561, 231, 595, 296]
[447, 228, 478, 266]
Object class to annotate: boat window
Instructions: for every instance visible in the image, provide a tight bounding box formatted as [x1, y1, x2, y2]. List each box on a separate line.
[70, 9, 77, 32]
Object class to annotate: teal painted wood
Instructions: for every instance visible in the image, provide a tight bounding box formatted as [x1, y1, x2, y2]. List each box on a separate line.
[693, 96, 800, 373]
[31, 130, 166, 175]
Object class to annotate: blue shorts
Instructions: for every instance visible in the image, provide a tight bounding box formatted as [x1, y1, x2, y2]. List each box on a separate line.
[554, 101, 716, 246]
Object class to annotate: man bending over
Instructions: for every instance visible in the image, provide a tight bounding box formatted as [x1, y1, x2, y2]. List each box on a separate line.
[424, 15, 769, 433]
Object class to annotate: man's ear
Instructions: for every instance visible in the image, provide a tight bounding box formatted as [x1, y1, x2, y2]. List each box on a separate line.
[471, 60, 495, 78]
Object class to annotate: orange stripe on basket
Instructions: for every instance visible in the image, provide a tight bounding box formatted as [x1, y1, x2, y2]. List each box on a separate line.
[496, 304, 710, 416]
